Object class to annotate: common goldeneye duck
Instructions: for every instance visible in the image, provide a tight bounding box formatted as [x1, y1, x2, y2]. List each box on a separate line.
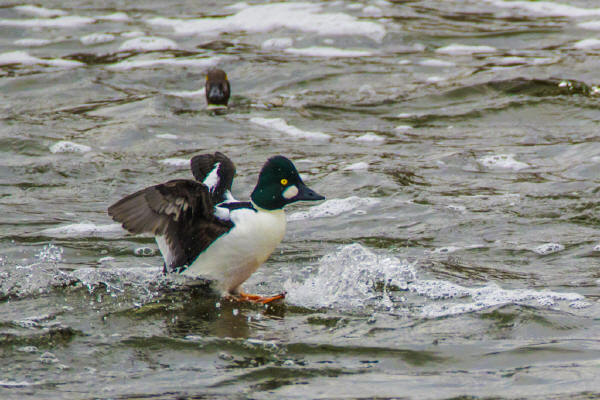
[108, 152, 324, 304]
[205, 68, 230, 107]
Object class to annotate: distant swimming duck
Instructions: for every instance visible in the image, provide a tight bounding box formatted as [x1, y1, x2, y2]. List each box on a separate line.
[108, 152, 324, 303]
[205, 68, 230, 106]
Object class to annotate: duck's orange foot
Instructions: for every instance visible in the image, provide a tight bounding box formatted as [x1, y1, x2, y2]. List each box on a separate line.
[229, 291, 286, 304]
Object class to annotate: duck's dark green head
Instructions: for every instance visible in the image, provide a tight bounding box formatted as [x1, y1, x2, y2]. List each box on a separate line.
[251, 156, 325, 210]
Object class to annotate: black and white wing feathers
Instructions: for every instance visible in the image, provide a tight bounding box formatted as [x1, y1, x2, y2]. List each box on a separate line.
[108, 179, 233, 272]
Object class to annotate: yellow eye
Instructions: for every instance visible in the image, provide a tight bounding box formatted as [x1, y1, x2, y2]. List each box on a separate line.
[280, 178, 288, 186]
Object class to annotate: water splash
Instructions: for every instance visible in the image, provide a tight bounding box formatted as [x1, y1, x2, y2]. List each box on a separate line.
[285, 244, 590, 318]
[284, 243, 416, 310]
[71, 266, 165, 302]
[0, 243, 168, 302]
[1, 245, 75, 299]
[35, 244, 63, 263]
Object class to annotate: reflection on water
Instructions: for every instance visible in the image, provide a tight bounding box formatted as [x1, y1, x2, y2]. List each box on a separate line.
[1, 0, 600, 398]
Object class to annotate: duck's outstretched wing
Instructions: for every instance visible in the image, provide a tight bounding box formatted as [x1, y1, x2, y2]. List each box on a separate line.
[190, 152, 236, 205]
[108, 179, 233, 272]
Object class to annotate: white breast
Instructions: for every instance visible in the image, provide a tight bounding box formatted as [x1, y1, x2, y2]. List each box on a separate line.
[180, 205, 286, 294]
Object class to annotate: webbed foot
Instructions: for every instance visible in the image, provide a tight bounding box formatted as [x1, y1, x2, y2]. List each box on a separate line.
[227, 291, 286, 304]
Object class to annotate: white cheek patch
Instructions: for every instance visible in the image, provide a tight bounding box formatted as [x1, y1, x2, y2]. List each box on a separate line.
[203, 162, 220, 193]
[282, 185, 299, 199]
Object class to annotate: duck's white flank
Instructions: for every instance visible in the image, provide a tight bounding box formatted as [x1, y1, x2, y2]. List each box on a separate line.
[180, 203, 286, 294]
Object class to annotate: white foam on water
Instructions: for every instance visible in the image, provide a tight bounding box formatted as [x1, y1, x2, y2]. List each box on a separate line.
[573, 38, 600, 49]
[426, 76, 446, 83]
[166, 88, 205, 98]
[97, 12, 130, 22]
[155, 133, 178, 139]
[250, 117, 331, 140]
[0, 380, 33, 388]
[358, 84, 376, 98]
[485, 0, 600, 18]
[147, 2, 386, 42]
[432, 244, 484, 253]
[478, 154, 529, 171]
[363, 5, 383, 17]
[49, 141, 91, 154]
[409, 279, 471, 300]
[343, 162, 369, 171]
[261, 37, 293, 50]
[159, 158, 190, 167]
[569, 301, 592, 309]
[594, 244, 600, 252]
[533, 243, 565, 255]
[446, 204, 467, 213]
[284, 244, 417, 309]
[285, 244, 589, 317]
[430, 246, 462, 254]
[394, 125, 413, 133]
[14, 5, 67, 17]
[419, 58, 456, 67]
[416, 281, 585, 318]
[40, 223, 123, 238]
[495, 56, 528, 66]
[296, 158, 316, 164]
[435, 44, 497, 55]
[0, 15, 95, 28]
[284, 46, 373, 57]
[118, 36, 179, 52]
[14, 38, 53, 47]
[16, 346, 38, 353]
[578, 21, 600, 30]
[0, 51, 83, 68]
[122, 31, 145, 38]
[355, 132, 385, 142]
[287, 197, 380, 221]
[227, 2, 250, 11]
[106, 56, 222, 71]
[80, 33, 116, 46]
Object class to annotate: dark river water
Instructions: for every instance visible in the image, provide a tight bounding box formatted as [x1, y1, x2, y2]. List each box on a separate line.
[1, 1, 600, 399]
